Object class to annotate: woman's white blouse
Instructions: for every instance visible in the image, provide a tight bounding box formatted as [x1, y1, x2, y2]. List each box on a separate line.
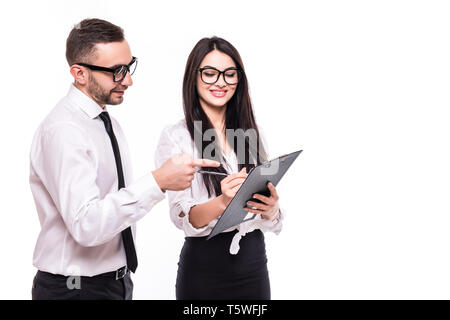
[154, 119, 283, 254]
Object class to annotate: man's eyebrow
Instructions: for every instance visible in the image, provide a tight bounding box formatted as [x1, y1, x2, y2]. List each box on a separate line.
[109, 57, 134, 69]
[109, 64, 123, 69]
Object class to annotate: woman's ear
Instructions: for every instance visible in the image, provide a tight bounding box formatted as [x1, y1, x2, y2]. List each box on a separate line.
[70, 65, 88, 85]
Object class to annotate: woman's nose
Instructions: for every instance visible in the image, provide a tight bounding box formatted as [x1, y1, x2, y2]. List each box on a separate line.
[215, 73, 227, 87]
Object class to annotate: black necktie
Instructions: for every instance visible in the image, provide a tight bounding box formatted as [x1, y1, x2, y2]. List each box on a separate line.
[99, 111, 138, 273]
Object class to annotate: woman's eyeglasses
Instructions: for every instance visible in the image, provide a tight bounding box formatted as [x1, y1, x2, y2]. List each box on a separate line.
[75, 57, 138, 82]
[198, 66, 241, 85]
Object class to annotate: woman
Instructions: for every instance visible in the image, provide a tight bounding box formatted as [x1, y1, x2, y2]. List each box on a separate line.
[155, 36, 283, 300]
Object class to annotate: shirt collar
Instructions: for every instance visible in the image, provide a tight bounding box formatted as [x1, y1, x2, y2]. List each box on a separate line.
[67, 84, 106, 119]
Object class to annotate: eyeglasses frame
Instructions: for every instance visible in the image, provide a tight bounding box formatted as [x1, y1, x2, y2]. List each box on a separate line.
[198, 66, 242, 85]
[74, 56, 138, 82]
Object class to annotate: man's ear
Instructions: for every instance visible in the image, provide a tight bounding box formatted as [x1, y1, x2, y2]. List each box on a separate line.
[70, 65, 88, 85]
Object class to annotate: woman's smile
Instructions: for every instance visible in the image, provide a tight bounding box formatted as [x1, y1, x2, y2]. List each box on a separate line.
[209, 89, 227, 98]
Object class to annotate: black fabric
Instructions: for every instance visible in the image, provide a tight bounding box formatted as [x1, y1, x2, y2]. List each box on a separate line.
[176, 229, 271, 300]
[31, 270, 133, 300]
[98, 111, 138, 273]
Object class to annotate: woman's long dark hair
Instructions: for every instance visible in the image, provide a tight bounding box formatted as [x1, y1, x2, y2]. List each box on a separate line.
[183, 36, 268, 197]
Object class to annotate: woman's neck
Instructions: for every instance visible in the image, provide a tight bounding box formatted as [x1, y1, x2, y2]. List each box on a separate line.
[200, 101, 226, 132]
[200, 101, 233, 155]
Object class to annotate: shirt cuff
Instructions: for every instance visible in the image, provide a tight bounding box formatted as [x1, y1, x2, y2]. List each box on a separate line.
[257, 207, 284, 234]
[126, 173, 166, 212]
[178, 201, 210, 236]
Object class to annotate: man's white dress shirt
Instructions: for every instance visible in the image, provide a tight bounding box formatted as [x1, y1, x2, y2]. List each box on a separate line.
[30, 84, 165, 276]
[154, 119, 283, 255]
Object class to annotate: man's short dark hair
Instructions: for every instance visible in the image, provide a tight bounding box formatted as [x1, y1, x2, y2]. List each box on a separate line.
[66, 18, 124, 66]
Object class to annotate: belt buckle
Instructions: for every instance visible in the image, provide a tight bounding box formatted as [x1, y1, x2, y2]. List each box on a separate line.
[115, 266, 128, 280]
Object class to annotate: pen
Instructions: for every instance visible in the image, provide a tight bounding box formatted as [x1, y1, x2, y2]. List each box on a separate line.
[196, 170, 229, 176]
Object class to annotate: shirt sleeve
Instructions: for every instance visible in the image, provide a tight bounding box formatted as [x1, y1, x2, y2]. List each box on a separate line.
[37, 122, 165, 247]
[154, 125, 209, 236]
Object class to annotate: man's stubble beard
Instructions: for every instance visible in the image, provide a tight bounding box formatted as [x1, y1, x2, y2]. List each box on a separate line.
[87, 73, 123, 106]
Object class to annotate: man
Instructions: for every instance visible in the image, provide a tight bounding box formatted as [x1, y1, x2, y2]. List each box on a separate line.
[29, 18, 219, 300]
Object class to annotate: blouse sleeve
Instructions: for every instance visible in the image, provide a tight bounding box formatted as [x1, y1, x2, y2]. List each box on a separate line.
[154, 124, 210, 236]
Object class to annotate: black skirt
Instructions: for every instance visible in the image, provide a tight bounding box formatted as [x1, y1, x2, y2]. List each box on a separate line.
[176, 229, 270, 300]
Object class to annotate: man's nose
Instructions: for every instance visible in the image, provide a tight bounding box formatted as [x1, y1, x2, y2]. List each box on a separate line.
[120, 71, 133, 86]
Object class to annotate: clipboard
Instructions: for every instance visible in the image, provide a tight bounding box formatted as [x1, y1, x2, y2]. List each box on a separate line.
[207, 149, 302, 240]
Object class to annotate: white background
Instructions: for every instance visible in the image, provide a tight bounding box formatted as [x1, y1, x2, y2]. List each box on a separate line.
[0, 0, 449, 299]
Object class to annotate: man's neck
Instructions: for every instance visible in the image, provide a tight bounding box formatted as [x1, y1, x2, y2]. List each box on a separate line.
[74, 82, 106, 109]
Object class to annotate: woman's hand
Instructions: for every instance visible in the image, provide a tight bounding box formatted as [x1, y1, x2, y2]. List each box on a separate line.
[189, 168, 247, 229]
[220, 168, 247, 207]
[245, 182, 280, 221]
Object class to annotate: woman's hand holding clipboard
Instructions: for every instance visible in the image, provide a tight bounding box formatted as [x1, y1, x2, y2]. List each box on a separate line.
[204, 150, 303, 240]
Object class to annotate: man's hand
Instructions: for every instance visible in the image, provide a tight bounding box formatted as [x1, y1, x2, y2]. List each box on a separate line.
[152, 154, 220, 192]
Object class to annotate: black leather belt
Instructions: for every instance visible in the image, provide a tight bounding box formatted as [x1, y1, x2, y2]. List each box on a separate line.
[38, 266, 129, 280]
[97, 266, 129, 280]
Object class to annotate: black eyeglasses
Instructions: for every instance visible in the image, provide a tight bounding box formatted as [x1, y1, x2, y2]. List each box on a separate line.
[75, 56, 138, 82]
[198, 66, 241, 85]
